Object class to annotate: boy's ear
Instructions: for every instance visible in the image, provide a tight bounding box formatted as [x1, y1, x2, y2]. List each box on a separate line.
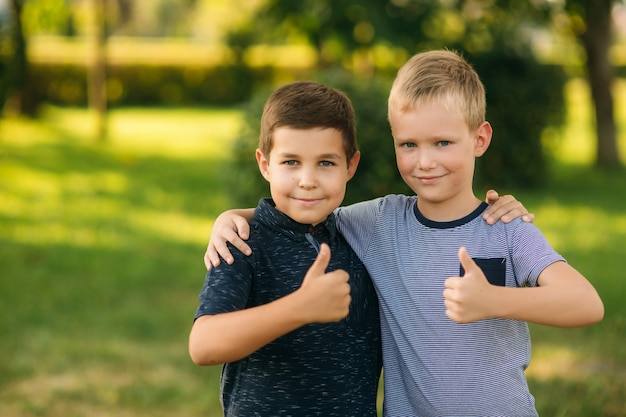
[347, 150, 361, 181]
[256, 149, 271, 181]
[474, 121, 492, 157]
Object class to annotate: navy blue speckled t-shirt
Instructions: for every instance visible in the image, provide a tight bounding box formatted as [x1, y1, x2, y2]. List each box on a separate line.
[194, 198, 382, 416]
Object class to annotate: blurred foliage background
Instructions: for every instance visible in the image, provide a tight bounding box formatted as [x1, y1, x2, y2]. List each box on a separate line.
[1, 0, 623, 199]
[1, 0, 625, 416]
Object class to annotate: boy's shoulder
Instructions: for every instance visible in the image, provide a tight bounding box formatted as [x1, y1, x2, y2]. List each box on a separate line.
[484, 213, 532, 231]
[220, 221, 292, 270]
[338, 194, 416, 214]
[245, 219, 283, 245]
[335, 195, 416, 232]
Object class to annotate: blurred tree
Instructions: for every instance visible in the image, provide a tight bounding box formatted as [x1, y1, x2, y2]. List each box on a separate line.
[566, 0, 621, 168]
[105, 0, 196, 37]
[225, 0, 568, 196]
[0, 0, 78, 116]
[3, 0, 37, 116]
[88, 0, 107, 142]
[0, 7, 13, 108]
[21, 0, 70, 34]
[239, 0, 622, 169]
[2, 0, 74, 115]
[227, 0, 557, 65]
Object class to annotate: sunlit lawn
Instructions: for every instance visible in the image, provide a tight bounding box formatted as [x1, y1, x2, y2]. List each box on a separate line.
[1, 79, 626, 416]
[0, 106, 242, 417]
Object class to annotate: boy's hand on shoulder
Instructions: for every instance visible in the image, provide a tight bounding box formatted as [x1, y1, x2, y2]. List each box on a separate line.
[296, 243, 351, 324]
[483, 189, 535, 225]
[205, 210, 253, 270]
[443, 247, 496, 324]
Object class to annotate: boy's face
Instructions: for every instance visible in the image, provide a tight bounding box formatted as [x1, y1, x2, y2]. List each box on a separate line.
[256, 126, 360, 226]
[389, 99, 491, 219]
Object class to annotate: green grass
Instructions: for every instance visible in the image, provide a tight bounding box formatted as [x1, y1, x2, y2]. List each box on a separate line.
[500, 165, 626, 417]
[0, 105, 241, 417]
[1, 78, 626, 416]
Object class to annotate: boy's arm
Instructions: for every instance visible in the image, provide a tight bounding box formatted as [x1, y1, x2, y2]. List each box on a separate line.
[189, 244, 350, 366]
[443, 247, 604, 327]
[204, 190, 535, 270]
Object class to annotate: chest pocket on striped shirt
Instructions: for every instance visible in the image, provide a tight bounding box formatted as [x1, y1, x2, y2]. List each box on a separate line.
[460, 257, 506, 286]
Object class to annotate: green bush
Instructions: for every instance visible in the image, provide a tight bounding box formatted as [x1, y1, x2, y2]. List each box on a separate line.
[28, 62, 266, 107]
[333, 72, 414, 204]
[471, 53, 567, 189]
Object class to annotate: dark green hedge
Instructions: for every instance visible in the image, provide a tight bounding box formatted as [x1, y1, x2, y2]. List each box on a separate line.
[28, 62, 267, 107]
[472, 53, 566, 189]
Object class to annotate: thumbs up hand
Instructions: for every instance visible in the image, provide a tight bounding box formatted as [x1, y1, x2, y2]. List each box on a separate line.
[443, 247, 494, 324]
[296, 243, 351, 324]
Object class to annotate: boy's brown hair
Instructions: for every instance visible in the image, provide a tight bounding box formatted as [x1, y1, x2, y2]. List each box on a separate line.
[388, 50, 486, 131]
[259, 81, 358, 164]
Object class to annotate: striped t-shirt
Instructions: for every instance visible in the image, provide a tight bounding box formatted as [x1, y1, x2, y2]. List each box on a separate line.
[336, 194, 564, 417]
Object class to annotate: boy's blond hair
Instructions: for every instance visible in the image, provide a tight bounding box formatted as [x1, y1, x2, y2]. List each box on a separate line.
[259, 81, 358, 165]
[388, 50, 486, 130]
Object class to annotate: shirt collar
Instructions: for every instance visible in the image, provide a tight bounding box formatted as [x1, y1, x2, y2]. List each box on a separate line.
[413, 200, 488, 229]
[254, 198, 337, 243]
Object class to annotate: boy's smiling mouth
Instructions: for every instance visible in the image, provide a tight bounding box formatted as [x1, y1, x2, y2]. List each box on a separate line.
[417, 174, 445, 184]
[292, 197, 324, 206]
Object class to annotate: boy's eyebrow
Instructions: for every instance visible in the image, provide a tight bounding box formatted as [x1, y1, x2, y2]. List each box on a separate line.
[393, 133, 453, 142]
[318, 153, 343, 159]
[278, 152, 343, 159]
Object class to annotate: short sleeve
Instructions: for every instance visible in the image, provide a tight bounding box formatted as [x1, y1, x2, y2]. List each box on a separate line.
[194, 244, 254, 320]
[509, 220, 565, 288]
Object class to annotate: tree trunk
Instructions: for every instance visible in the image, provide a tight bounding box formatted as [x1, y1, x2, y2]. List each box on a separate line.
[581, 0, 621, 167]
[6, 0, 37, 116]
[88, 0, 108, 142]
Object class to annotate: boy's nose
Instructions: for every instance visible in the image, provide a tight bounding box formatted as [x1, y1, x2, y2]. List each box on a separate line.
[298, 168, 318, 189]
[417, 149, 436, 169]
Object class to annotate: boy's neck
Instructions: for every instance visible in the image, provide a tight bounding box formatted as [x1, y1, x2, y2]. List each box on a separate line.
[416, 194, 482, 222]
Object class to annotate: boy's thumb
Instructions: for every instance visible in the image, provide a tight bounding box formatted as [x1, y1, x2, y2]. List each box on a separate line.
[306, 243, 331, 278]
[458, 246, 476, 277]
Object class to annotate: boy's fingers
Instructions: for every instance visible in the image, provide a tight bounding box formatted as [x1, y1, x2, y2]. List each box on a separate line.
[204, 247, 219, 270]
[203, 234, 252, 271]
[485, 189, 499, 204]
[483, 195, 531, 224]
[232, 217, 251, 240]
[229, 236, 252, 257]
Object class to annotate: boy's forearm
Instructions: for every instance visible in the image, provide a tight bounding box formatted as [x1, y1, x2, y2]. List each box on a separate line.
[189, 290, 313, 366]
[231, 208, 254, 222]
[488, 265, 604, 327]
[488, 287, 598, 327]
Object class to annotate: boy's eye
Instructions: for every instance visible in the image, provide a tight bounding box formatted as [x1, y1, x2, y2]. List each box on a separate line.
[437, 140, 451, 147]
[319, 160, 335, 167]
[401, 142, 417, 148]
[283, 160, 299, 166]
